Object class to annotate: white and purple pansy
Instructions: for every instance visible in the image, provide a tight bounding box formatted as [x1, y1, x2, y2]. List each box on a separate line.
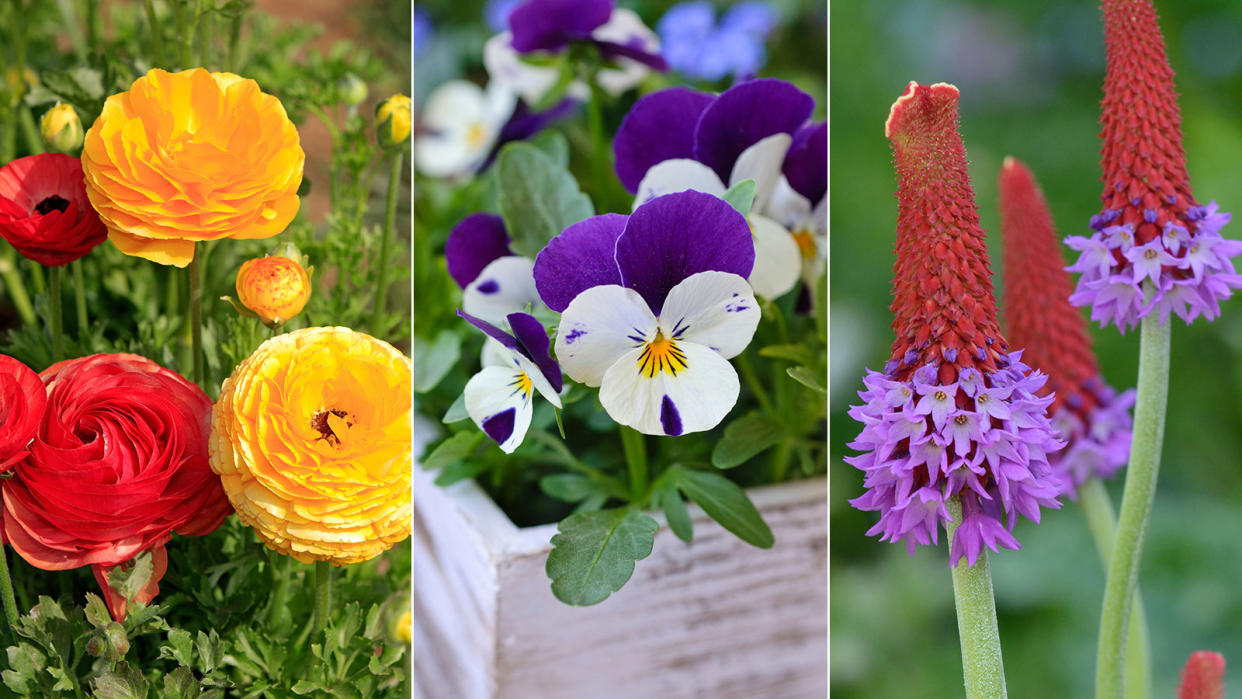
[460, 310, 564, 453]
[766, 121, 826, 288]
[445, 213, 541, 326]
[484, 0, 666, 105]
[533, 190, 761, 437]
[611, 79, 815, 300]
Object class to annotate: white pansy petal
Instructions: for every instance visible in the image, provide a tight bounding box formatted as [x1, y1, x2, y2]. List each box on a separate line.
[413, 135, 479, 178]
[765, 174, 813, 229]
[730, 133, 792, 213]
[515, 353, 562, 408]
[658, 271, 760, 359]
[484, 33, 562, 104]
[480, 337, 511, 368]
[484, 80, 518, 128]
[748, 214, 802, 300]
[632, 159, 726, 211]
[555, 285, 657, 387]
[464, 366, 535, 453]
[421, 80, 488, 129]
[593, 9, 659, 96]
[599, 342, 739, 436]
[462, 256, 540, 325]
[808, 195, 826, 236]
[415, 80, 496, 177]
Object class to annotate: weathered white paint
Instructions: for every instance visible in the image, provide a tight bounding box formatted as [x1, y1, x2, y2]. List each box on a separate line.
[413, 466, 828, 699]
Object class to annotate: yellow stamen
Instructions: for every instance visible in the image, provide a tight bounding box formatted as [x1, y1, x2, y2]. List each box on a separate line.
[466, 122, 487, 149]
[793, 229, 817, 259]
[512, 372, 533, 398]
[637, 331, 688, 378]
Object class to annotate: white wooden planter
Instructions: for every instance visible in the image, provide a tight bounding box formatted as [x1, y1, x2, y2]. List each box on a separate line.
[412, 466, 827, 699]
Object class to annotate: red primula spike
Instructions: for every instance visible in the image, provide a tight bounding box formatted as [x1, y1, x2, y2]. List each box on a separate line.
[999, 157, 1101, 416]
[1100, 0, 1196, 241]
[1178, 650, 1226, 699]
[885, 81, 1007, 382]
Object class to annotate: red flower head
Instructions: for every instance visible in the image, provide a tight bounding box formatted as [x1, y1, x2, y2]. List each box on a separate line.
[0, 355, 46, 474]
[1064, 0, 1242, 331]
[0, 153, 107, 266]
[1, 354, 232, 620]
[999, 157, 1134, 498]
[1178, 650, 1226, 699]
[845, 83, 1063, 568]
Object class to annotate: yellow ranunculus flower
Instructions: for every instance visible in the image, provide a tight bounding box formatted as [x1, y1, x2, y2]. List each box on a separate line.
[209, 327, 411, 565]
[40, 102, 84, 153]
[82, 68, 304, 268]
[376, 94, 411, 148]
[236, 255, 311, 326]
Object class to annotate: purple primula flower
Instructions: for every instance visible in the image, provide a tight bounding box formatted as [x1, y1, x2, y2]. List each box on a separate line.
[460, 310, 563, 453]
[532, 191, 761, 436]
[445, 214, 540, 325]
[657, 1, 778, 81]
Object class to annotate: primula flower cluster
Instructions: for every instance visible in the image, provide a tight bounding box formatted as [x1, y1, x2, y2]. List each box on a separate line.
[1064, 0, 1242, 331]
[846, 83, 1063, 567]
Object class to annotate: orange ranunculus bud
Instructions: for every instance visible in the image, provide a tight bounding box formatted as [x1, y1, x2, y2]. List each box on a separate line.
[82, 68, 304, 268]
[235, 255, 311, 327]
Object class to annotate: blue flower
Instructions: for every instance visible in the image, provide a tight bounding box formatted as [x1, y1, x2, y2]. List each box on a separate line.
[657, 1, 778, 80]
[413, 6, 433, 59]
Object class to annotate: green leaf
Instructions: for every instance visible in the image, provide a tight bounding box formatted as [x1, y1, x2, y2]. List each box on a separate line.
[160, 628, 195, 668]
[722, 179, 756, 217]
[412, 330, 461, 393]
[91, 661, 149, 699]
[441, 394, 469, 423]
[84, 592, 111, 628]
[673, 467, 774, 548]
[711, 413, 787, 469]
[526, 130, 569, 167]
[546, 509, 658, 606]
[434, 460, 488, 487]
[539, 473, 598, 503]
[421, 431, 483, 471]
[758, 343, 816, 365]
[162, 666, 199, 699]
[496, 142, 594, 259]
[661, 484, 693, 542]
[107, 552, 155, 605]
[787, 366, 827, 394]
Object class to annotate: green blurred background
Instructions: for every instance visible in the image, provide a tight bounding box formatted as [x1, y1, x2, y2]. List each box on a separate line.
[831, 0, 1242, 696]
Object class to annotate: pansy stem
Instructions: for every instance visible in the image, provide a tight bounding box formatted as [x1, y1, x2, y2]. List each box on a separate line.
[370, 150, 403, 336]
[0, 546, 20, 639]
[1080, 478, 1151, 699]
[1095, 311, 1170, 699]
[946, 496, 1007, 699]
[188, 246, 204, 387]
[72, 259, 88, 332]
[48, 265, 64, 362]
[311, 560, 332, 637]
[0, 247, 37, 326]
[619, 427, 648, 503]
[735, 350, 774, 415]
[585, 79, 609, 208]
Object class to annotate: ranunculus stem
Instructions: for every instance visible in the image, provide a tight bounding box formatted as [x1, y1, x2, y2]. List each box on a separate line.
[1080, 478, 1151, 699]
[48, 265, 63, 362]
[311, 560, 332, 637]
[946, 496, 1008, 699]
[0, 247, 36, 326]
[188, 248, 204, 387]
[1096, 313, 1170, 699]
[265, 550, 290, 627]
[370, 150, 403, 336]
[0, 547, 20, 636]
[72, 260, 88, 333]
[18, 107, 43, 154]
[619, 427, 648, 503]
[143, 0, 166, 67]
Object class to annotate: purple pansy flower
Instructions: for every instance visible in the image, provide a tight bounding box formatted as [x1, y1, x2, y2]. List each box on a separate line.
[533, 191, 761, 436]
[657, 1, 778, 81]
[460, 311, 564, 453]
[484, 0, 666, 105]
[612, 79, 816, 300]
[445, 213, 540, 325]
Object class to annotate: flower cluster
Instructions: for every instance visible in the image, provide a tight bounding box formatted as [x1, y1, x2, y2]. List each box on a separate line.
[846, 83, 1063, 567]
[657, 1, 778, 81]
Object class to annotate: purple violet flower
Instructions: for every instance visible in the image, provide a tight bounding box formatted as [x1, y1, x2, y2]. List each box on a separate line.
[445, 213, 541, 325]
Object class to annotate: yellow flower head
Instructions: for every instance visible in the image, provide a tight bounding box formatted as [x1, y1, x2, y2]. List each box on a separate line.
[236, 255, 311, 326]
[41, 103, 84, 153]
[209, 326, 411, 565]
[82, 68, 305, 268]
[376, 94, 411, 148]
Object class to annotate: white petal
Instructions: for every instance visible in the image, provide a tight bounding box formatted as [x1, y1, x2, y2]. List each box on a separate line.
[592, 9, 659, 96]
[747, 214, 802, 300]
[764, 174, 813, 229]
[414, 80, 497, 178]
[658, 271, 760, 359]
[730, 133, 791, 213]
[554, 285, 657, 387]
[421, 80, 489, 128]
[484, 33, 562, 105]
[632, 159, 726, 211]
[462, 256, 540, 326]
[464, 366, 535, 453]
[484, 80, 518, 128]
[413, 136, 479, 178]
[599, 342, 739, 436]
[480, 337, 511, 368]
[514, 353, 563, 408]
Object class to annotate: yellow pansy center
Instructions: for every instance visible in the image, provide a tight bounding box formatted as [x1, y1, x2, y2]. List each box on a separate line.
[466, 122, 487, 149]
[513, 371, 533, 398]
[793, 229, 817, 259]
[638, 331, 688, 378]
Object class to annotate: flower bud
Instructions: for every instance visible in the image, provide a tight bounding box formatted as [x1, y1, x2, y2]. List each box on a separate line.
[235, 255, 312, 327]
[338, 73, 368, 107]
[40, 103, 84, 153]
[376, 94, 411, 148]
[388, 602, 411, 644]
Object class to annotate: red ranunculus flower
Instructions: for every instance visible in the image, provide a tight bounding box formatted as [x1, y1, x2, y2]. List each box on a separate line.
[1, 353, 232, 619]
[0, 153, 107, 266]
[0, 354, 46, 473]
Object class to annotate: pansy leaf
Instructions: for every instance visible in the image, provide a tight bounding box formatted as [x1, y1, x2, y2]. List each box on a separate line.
[442, 394, 470, 423]
[722, 179, 756, 217]
[434, 460, 489, 487]
[758, 343, 816, 365]
[672, 466, 774, 548]
[787, 366, 827, 394]
[546, 508, 658, 606]
[539, 473, 599, 503]
[661, 484, 693, 542]
[527, 129, 570, 168]
[421, 431, 484, 471]
[412, 331, 461, 393]
[711, 413, 787, 469]
[496, 142, 594, 259]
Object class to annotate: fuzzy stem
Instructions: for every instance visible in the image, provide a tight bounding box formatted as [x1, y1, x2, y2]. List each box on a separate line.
[0, 546, 20, 640]
[1095, 312, 1170, 699]
[48, 265, 63, 361]
[72, 259, 87, 332]
[370, 150, 403, 336]
[311, 560, 332, 637]
[1079, 478, 1151, 699]
[265, 551, 290, 627]
[946, 496, 1008, 699]
[188, 247, 204, 387]
[619, 427, 648, 503]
